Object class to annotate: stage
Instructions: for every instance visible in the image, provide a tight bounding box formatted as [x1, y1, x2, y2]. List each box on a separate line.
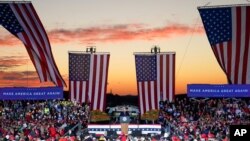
[87, 124, 161, 135]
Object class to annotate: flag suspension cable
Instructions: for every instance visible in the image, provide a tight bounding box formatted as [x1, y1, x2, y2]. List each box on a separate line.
[198, 3, 250, 9]
[176, 1, 219, 79]
[134, 45, 175, 55]
[0, 1, 31, 3]
[68, 46, 109, 54]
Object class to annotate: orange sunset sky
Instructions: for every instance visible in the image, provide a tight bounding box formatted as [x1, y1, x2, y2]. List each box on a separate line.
[0, 0, 248, 95]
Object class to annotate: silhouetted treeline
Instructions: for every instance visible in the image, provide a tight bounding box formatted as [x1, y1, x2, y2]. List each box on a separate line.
[63, 91, 186, 107]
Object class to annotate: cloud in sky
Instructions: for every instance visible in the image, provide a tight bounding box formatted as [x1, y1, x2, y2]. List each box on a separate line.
[49, 23, 204, 44]
[0, 71, 38, 81]
[0, 23, 204, 46]
[0, 70, 68, 87]
[0, 35, 21, 46]
[0, 56, 29, 70]
[0, 71, 39, 87]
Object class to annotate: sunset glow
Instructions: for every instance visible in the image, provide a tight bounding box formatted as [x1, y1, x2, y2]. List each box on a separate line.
[0, 0, 246, 95]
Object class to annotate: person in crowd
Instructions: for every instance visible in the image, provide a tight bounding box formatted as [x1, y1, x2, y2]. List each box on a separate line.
[0, 97, 249, 140]
[0, 100, 90, 140]
[158, 98, 250, 141]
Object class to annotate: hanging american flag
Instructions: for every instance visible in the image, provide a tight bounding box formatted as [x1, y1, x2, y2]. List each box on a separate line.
[69, 53, 110, 111]
[0, 2, 65, 87]
[198, 5, 250, 84]
[135, 53, 175, 115]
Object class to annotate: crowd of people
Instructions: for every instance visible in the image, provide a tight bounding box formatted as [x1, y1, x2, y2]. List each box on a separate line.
[0, 100, 90, 140]
[0, 97, 250, 141]
[158, 97, 250, 141]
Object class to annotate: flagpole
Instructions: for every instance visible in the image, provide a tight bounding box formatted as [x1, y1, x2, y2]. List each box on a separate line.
[68, 46, 109, 54]
[198, 3, 250, 9]
[133, 45, 175, 55]
[0, 1, 31, 3]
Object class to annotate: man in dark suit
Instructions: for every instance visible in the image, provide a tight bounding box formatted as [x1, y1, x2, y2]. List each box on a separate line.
[119, 107, 131, 124]
[120, 107, 129, 116]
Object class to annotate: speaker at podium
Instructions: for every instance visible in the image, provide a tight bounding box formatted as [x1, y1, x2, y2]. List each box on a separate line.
[119, 116, 131, 123]
[119, 109, 130, 134]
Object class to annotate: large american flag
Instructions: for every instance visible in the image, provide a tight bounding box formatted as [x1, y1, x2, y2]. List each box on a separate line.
[0, 2, 65, 87]
[135, 53, 175, 115]
[69, 53, 110, 111]
[199, 5, 250, 84]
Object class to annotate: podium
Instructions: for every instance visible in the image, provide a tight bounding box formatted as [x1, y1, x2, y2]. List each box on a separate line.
[120, 116, 130, 134]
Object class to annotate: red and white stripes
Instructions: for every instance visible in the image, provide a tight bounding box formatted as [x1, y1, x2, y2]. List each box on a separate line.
[9, 3, 65, 87]
[211, 6, 250, 84]
[136, 53, 175, 115]
[70, 54, 110, 111]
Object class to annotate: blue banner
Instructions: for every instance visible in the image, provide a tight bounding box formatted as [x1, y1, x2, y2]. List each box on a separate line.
[187, 84, 250, 98]
[0, 87, 63, 100]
